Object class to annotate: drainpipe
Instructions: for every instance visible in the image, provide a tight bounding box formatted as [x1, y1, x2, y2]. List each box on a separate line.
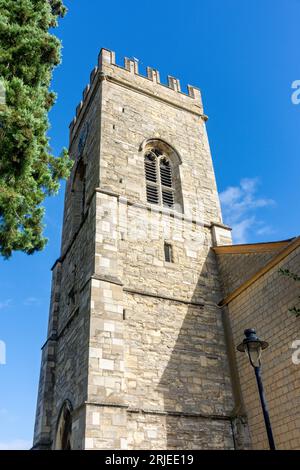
[219, 304, 251, 449]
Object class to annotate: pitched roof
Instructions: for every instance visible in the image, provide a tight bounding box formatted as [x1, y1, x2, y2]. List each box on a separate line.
[214, 236, 300, 306]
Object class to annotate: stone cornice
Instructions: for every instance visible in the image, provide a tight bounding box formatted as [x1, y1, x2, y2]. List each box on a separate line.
[75, 401, 233, 422]
[124, 287, 204, 307]
[51, 186, 224, 271]
[102, 72, 206, 119]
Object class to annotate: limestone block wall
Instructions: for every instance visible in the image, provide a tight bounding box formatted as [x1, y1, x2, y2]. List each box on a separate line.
[126, 413, 234, 450]
[83, 187, 237, 448]
[118, 207, 219, 302]
[226, 244, 300, 449]
[33, 196, 96, 449]
[83, 49, 236, 449]
[61, 84, 102, 253]
[98, 49, 222, 226]
[33, 262, 61, 448]
[34, 47, 241, 450]
[123, 292, 234, 449]
[48, 209, 95, 448]
[84, 196, 236, 448]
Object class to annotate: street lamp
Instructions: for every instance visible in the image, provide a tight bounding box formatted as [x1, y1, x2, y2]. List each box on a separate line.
[237, 328, 276, 450]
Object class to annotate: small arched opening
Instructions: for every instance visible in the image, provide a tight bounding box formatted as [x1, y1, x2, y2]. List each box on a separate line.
[54, 400, 73, 450]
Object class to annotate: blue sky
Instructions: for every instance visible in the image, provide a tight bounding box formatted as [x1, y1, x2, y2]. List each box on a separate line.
[0, 0, 299, 449]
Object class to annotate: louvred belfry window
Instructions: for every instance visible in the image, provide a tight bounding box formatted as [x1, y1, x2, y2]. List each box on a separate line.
[160, 158, 174, 208]
[144, 149, 176, 209]
[145, 152, 159, 204]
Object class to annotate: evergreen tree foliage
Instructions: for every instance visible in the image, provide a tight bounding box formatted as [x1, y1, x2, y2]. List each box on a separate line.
[0, 0, 72, 258]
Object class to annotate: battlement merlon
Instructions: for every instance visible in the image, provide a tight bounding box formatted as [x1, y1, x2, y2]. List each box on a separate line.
[69, 48, 207, 142]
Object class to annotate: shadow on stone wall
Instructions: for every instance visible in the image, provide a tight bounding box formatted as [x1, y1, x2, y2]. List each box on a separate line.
[156, 248, 235, 449]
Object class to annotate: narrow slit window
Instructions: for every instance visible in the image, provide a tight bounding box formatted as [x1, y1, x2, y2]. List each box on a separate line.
[164, 242, 173, 263]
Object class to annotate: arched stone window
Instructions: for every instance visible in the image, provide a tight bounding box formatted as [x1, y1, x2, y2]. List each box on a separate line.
[54, 400, 73, 450]
[143, 139, 183, 212]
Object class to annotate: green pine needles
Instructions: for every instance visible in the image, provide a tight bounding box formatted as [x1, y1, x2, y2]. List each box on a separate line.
[0, 0, 72, 258]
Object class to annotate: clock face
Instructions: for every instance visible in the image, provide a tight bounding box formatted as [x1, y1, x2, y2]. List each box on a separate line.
[77, 122, 89, 157]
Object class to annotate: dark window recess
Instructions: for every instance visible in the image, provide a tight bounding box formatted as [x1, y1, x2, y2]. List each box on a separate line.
[153, 148, 162, 157]
[123, 309, 126, 320]
[61, 409, 72, 450]
[164, 243, 173, 263]
[146, 184, 159, 204]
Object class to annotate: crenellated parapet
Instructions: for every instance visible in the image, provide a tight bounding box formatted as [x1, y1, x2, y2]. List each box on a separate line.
[97, 48, 201, 99]
[69, 48, 206, 141]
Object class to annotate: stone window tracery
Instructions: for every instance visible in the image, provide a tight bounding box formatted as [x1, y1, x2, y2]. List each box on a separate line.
[144, 141, 183, 212]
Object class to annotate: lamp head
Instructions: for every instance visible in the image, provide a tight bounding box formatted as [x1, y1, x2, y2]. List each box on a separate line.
[237, 329, 269, 367]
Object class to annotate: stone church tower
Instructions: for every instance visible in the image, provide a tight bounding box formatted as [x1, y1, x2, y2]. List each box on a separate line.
[33, 48, 246, 450]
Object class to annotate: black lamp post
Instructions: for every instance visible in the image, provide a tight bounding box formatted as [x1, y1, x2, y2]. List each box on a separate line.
[237, 328, 276, 450]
